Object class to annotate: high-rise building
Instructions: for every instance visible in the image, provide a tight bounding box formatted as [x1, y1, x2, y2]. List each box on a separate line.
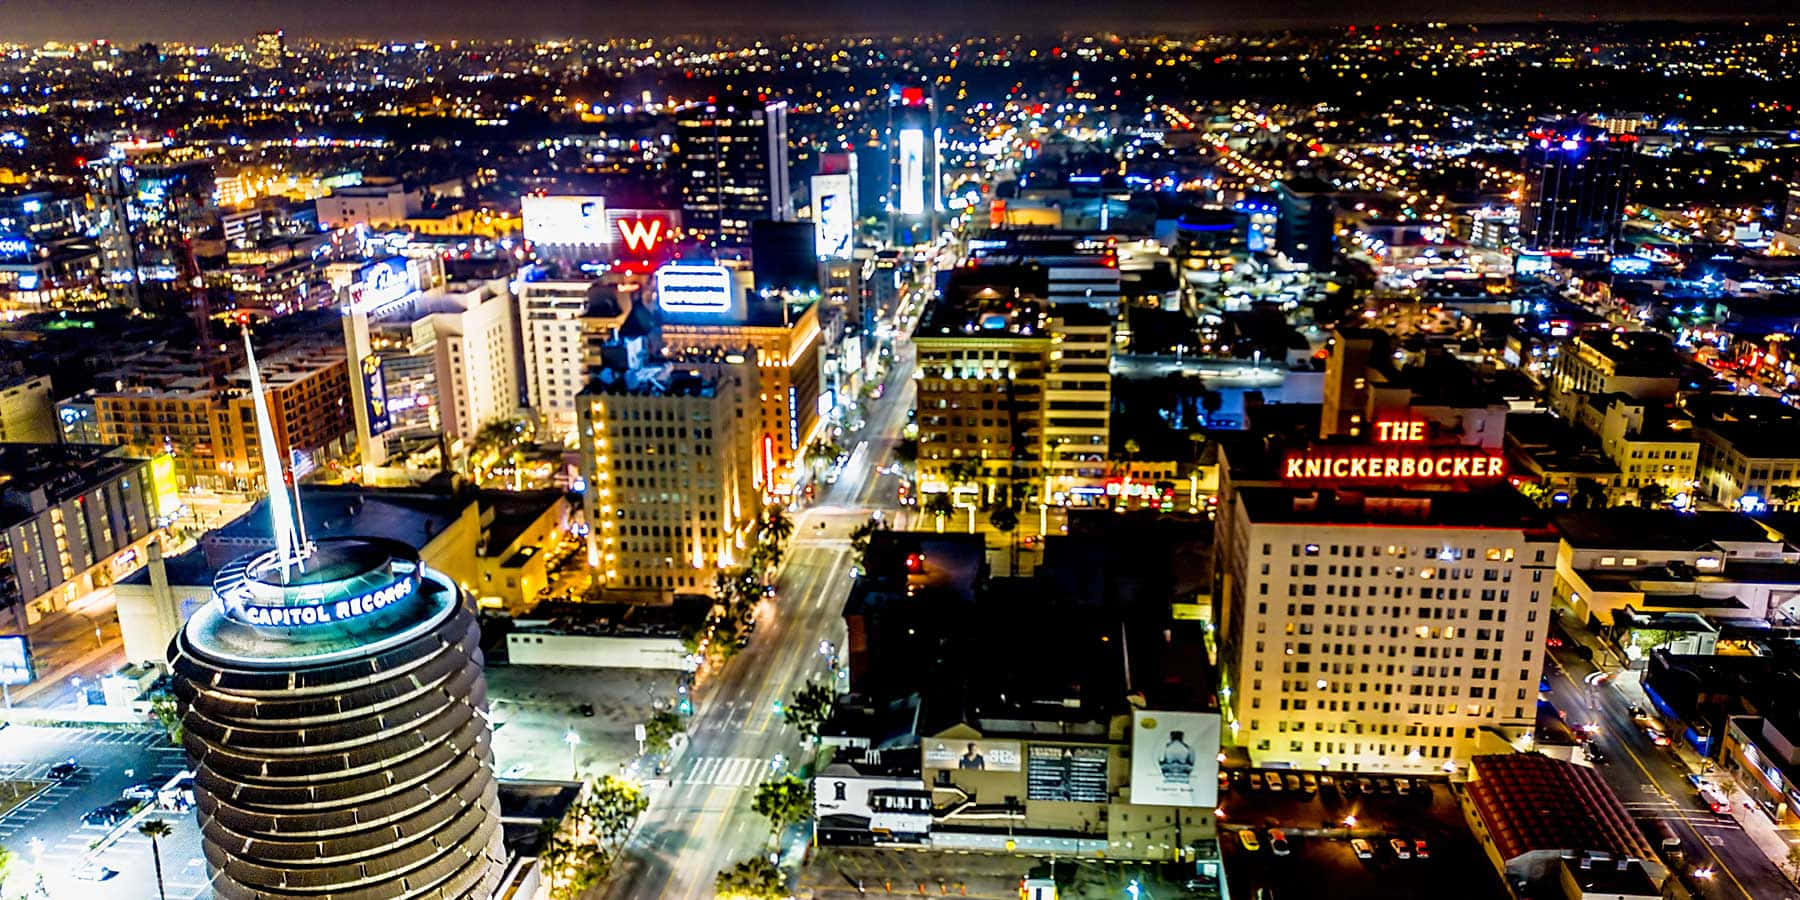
[168, 536, 503, 899]
[1520, 123, 1636, 254]
[1272, 178, 1337, 270]
[519, 279, 631, 436]
[811, 151, 859, 260]
[1784, 184, 1800, 234]
[252, 30, 285, 68]
[913, 271, 1113, 505]
[1216, 483, 1557, 774]
[167, 337, 504, 900]
[676, 100, 791, 246]
[886, 83, 941, 243]
[576, 362, 763, 595]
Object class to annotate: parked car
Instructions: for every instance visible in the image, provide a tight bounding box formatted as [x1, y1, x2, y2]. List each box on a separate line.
[1376, 778, 1395, 795]
[1238, 829, 1261, 852]
[1283, 774, 1302, 792]
[1319, 774, 1337, 793]
[1390, 838, 1412, 860]
[1414, 839, 1430, 859]
[1264, 771, 1283, 791]
[1301, 773, 1319, 793]
[1219, 770, 1233, 792]
[120, 781, 159, 802]
[47, 759, 81, 780]
[73, 865, 118, 882]
[1394, 777, 1411, 794]
[82, 800, 135, 827]
[1269, 829, 1291, 856]
[1351, 838, 1374, 860]
[1644, 727, 1671, 747]
[1357, 777, 1375, 794]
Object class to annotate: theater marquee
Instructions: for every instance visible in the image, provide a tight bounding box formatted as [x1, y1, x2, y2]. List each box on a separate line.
[1282, 450, 1506, 482]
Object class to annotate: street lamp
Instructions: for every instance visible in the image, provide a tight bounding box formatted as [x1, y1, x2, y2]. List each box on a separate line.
[563, 729, 581, 779]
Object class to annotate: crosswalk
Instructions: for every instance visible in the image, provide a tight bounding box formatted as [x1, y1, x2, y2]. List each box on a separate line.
[678, 756, 772, 788]
[1622, 798, 1740, 830]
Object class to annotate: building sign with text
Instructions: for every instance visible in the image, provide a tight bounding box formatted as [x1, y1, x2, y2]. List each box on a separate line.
[1283, 419, 1506, 484]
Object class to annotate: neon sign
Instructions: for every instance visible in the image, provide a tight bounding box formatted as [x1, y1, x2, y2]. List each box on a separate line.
[1282, 451, 1506, 482]
[656, 264, 734, 314]
[227, 573, 418, 628]
[616, 217, 665, 255]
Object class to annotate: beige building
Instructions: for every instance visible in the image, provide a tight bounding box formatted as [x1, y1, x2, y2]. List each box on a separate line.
[913, 295, 1113, 504]
[661, 301, 822, 479]
[0, 374, 57, 443]
[1219, 485, 1558, 774]
[577, 362, 763, 595]
[519, 280, 631, 437]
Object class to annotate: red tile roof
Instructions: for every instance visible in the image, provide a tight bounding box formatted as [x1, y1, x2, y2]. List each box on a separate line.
[1467, 753, 1653, 862]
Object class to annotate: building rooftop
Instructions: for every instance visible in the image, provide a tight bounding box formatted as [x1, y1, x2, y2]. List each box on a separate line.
[203, 485, 467, 570]
[1235, 485, 1552, 532]
[1553, 508, 1783, 552]
[1465, 753, 1653, 863]
[0, 443, 146, 528]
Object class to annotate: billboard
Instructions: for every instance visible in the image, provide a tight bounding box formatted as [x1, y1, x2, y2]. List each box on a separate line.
[523, 195, 609, 246]
[814, 774, 932, 842]
[1027, 745, 1110, 803]
[606, 208, 681, 257]
[923, 738, 1020, 772]
[0, 635, 34, 686]
[360, 354, 391, 436]
[812, 173, 855, 259]
[346, 257, 417, 314]
[656, 264, 736, 315]
[1130, 710, 1220, 808]
[898, 128, 926, 216]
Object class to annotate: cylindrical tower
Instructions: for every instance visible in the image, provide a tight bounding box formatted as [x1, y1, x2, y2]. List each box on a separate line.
[169, 536, 503, 900]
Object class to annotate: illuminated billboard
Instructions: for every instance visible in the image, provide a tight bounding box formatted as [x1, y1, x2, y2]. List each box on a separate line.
[345, 257, 416, 314]
[1027, 745, 1109, 803]
[1281, 450, 1506, 482]
[655, 264, 736, 314]
[361, 354, 391, 436]
[923, 738, 1021, 772]
[522, 195, 609, 246]
[898, 128, 926, 216]
[149, 455, 180, 519]
[1130, 710, 1220, 808]
[811, 173, 855, 259]
[0, 635, 33, 686]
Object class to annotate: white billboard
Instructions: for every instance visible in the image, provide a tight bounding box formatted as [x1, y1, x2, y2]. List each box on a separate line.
[898, 128, 926, 216]
[655, 264, 736, 315]
[1130, 710, 1220, 808]
[523, 195, 609, 246]
[813, 774, 932, 841]
[812, 173, 855, 259]
[923, 738, 1020, 772]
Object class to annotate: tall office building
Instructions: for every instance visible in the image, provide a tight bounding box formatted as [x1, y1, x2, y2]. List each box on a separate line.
[576, 362, 762, 595]
[518, 279, 631, 437]
[676, 100, 792, 246]
[1520, 123, 1635, 254]
[252, 30, 285, 68]
[167, 340, 503, 900]
[886, 83, 941, 243]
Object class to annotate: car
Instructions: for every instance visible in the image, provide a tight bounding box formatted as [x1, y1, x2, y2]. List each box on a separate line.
[73, 865, 118, 882]
[1232, 771, 1251, 790]
[1584, 745, 1609, 764]
[1394, 777, 1411, 794]
[1547, 635, 1565, 648]
[1264, 772, 1283, 791]
[1376, 778, 1395, 795]
[120, 781, 159, 802]
[1238, 829, 1261, 852]
[1357, 777, 1375, 794]
[1248, 771, 1264, 790]
[1269, 829, 1291, 856]
[1283, 774, 1302, 792]
[1415, 839, 1430, 859]
[1351, 838, 1374, 859]
[47, 759, 81, 780]
[82, 800, 135, 828]
[1319, 774, 1337, 793]
[1301, 773, 1319, 793]
[1219, 770, 1233, 792]
[579, 703, 595, 718]
[1391, 838, 1412, 859]
[1645, 727, 1671, 747]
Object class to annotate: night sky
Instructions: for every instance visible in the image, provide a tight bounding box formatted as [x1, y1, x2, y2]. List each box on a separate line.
[9, 0, 1800, 44]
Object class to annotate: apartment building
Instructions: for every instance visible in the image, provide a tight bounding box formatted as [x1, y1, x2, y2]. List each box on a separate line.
[1219, 485, 1558, 774]
[660, 300, 821, 478]
[576, 362, 763, 595]
[93, 344, 352, 492]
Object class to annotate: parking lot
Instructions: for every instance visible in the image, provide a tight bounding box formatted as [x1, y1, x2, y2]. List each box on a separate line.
[0, 725, 203, 899]
[1216, 769, 1509, 900]
[486, 665, 683, 780]
[800, 847, 1216, 900]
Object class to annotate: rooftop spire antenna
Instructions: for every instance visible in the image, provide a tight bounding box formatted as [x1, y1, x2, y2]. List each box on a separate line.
[241, 321, 309, 580]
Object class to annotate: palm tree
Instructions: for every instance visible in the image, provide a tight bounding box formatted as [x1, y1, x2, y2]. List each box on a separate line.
[762, 506, 794, 546]
[139, 819, 173, 900]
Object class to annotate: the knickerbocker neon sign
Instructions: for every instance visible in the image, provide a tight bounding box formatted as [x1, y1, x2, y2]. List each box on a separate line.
[1282, 419, 1506, 483]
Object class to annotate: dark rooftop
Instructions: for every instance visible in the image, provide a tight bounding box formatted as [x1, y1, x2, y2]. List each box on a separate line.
[1235, 484, 1552, 532]
[0, 443, 146, 529]
[1553, 508, 1782, 551]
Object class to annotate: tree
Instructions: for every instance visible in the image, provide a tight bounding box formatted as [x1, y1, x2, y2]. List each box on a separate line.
[751, 775, 813, 832]
[989, 502, 1020, 575]
[893, 437, 918, 467]
[577, 775, 649, 856]
[1573, 478, 1608, 510]
[149, 692, 182, 747]
[925, 492, 954, 521]
[1787, 841, 1800, 879]
[714, 856, 785, 900]
[643, 709, 682, 756]
[138, 819, 173, 900]
[947, 459, 982, 492]
[783, 680, 836, 743]
[1637, 482, 1668, 508]
[762, 506, 794, 547]
[1771, 483, 1800, 509]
